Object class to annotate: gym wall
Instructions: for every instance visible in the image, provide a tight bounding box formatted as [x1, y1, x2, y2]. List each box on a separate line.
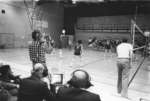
[0, 1, 64, 48]
[75, 15, 150, 43]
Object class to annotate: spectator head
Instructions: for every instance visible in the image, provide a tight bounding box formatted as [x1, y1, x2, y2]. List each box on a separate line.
[67, 69, 93, 89]
[122, 39, 128, 43]
[32, 30, 41, 41]
[77, 40, 82, 44]
[0, 88, 11, 101]
[0, 65, 11, 77]
[32, 63, 45, 78]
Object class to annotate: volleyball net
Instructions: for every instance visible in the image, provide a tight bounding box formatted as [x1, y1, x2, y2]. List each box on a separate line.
[131, 20, 147, 54]
[128, 19, 149, 87]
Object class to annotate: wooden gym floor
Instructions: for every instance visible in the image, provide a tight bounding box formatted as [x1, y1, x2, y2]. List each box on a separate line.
[0, 48, 150, 101]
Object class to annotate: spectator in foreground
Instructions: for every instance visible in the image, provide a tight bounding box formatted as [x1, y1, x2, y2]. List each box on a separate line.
[0, 65, 20, 96]
[57, 69, 101, 101]
[17, 63, 54, 101]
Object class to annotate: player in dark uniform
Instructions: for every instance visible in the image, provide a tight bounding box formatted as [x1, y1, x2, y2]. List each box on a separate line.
[71, 40, 83, 68]
[69, 40, 83, 68]
[74, 40, 83, 56]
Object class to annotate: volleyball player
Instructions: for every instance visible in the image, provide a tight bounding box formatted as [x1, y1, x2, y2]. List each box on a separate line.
[69, 40, 83, 68]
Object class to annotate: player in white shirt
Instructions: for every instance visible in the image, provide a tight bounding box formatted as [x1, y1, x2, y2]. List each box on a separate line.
[116, 39, 133, 98]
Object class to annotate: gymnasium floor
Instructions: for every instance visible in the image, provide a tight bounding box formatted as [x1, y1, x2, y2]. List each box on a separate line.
[0, 48, 150, 101]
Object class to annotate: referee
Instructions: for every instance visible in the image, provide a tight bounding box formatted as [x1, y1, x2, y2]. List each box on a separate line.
[116, 39, 133, 98]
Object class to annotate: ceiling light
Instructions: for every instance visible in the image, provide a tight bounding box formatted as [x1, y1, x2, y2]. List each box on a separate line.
[72, 0, 77, 4]
[98, 0, 104, 1]
[34, 0, 40, 2]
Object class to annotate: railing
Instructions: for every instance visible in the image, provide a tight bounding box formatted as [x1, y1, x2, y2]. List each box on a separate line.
[76, 24, 149, 33]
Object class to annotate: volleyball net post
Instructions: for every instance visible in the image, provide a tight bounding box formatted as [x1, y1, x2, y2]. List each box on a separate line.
[128, 19, 150, 87]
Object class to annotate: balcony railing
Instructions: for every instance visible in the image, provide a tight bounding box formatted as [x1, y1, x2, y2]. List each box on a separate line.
[76, 24, 149, 33]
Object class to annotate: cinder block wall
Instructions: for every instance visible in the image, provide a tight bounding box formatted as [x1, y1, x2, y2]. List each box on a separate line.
[0, 1, 31, 48]
[0, 1, 64, 48]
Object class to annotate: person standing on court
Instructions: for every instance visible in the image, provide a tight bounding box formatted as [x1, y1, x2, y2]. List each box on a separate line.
[69, 40, 83, 67]
[74, 40, 83, 56]
[28, 30, 47, 69]
[116, 38, 133, 98]
[74, 40, 83, 66]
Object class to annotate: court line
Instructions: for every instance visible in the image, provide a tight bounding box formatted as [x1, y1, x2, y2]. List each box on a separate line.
[78, 54, 113, 68]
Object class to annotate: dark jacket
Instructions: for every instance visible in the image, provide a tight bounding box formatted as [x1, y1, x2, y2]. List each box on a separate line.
[17, 75, 54, 101]
[57, 87, 101, 101]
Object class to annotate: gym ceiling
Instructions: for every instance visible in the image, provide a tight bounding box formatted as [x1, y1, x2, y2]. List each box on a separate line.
[36, 0, 150, 16]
